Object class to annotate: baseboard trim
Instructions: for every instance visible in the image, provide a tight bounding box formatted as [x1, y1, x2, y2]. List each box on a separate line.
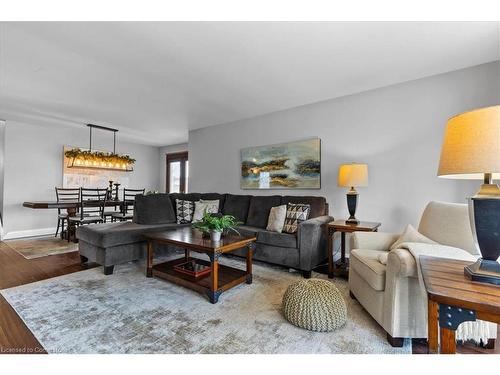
[2, 227, 56, 240]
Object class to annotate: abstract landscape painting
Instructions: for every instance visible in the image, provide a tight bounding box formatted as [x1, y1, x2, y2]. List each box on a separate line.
[241, 138, 321, 189]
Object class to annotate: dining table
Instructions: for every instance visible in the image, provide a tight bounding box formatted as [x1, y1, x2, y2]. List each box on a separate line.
[23, 200, 133, 241]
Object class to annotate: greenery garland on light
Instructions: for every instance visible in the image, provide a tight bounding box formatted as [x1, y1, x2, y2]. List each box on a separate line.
[65, 148, 136, 168]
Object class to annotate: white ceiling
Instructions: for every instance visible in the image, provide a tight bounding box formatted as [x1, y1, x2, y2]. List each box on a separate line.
[0, 22, 499, 146]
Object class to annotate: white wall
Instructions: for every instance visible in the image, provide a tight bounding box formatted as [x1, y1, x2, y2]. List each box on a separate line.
[159, 143, 188, 193]
[2, 120, 161, 238]
[189, 62, 500, 233]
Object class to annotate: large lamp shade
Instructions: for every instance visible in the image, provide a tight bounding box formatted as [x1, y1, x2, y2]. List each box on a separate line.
[438, 105, 500, 180]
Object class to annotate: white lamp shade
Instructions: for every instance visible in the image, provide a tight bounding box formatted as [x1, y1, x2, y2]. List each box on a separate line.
[438, 105, 500, 180]
[338, 163, 368, 187]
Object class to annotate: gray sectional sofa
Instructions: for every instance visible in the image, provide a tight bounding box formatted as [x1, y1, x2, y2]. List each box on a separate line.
[76, 193, 333, 277]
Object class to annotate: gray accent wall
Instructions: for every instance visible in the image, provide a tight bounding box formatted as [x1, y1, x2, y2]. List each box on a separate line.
[189, 62, 500, 233]
[0, 120, 5, 238]
[3, 120, 161, 238]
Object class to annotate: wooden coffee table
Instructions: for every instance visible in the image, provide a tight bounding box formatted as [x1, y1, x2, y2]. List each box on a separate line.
[145, 227, 257, 304]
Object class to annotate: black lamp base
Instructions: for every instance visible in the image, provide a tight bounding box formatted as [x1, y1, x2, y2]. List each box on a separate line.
[464, 259, 500, 286]
[346, 190, 359, 224]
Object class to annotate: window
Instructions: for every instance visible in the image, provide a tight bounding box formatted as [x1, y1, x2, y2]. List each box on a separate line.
[166, 152, 188, 193]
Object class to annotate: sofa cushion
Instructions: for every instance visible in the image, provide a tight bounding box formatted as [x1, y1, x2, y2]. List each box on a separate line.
[246, 195, 282, 228]
[200, 193, 225, 212]
[76, 221, 186, 248]
[222, 194, 252, 223]
[350, 249, 387, 291]
[235, 225, 262, 238]
[283, 203, 310, 234]
[257, 230, 297, 248]
[176, 199, 195, 224]
[133, 194, 176, 224]
[281, 196, 326, 219]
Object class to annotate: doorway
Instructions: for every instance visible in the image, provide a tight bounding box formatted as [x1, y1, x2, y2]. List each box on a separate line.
[166, 151, 188, 193]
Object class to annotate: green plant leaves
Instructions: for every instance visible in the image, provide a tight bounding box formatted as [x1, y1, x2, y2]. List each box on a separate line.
[191, 209, 241, 234]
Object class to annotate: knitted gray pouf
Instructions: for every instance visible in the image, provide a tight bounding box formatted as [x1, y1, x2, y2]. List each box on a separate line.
[282, 278, 347, 332]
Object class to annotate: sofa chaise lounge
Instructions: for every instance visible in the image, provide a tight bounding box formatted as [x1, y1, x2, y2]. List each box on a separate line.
[76, 193, 332, 277]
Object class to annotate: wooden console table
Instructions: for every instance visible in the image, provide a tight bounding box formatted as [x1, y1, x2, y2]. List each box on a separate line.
[420, 256, 500, 354]
[327, 220, 381, 278]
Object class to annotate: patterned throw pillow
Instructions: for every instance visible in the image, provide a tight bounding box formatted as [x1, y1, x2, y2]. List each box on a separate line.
[192, 199, 220, 222]
[176, 199, 195, 224]
[283, 203, 311, 234]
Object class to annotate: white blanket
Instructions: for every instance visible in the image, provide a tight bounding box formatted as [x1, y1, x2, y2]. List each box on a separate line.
[398, 242, 494, 344]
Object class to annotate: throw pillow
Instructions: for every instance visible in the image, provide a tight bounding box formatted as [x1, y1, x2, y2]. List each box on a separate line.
[390, 224, 437, 250]
[283, 203, 311, 234]
[266, 205, 287, 233]
[192, 199, 220, 222]
[378, 252, 389, 265]
[176, 199, 195, 224]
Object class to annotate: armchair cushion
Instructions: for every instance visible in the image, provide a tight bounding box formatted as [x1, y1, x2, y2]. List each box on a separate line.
[351, 232, 400, 252]
[350, 249, 387, 291]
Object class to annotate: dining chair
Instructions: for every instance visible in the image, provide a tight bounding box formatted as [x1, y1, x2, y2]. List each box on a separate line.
[111, 188, 145, 222]
[55, 187, 80, 239]
[67, 188, 108, 242]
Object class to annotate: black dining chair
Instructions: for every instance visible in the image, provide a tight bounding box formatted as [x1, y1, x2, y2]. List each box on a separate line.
[67, 188, 108, 242]
[111, 188, 145, 222]
[55, 187, 80, 239]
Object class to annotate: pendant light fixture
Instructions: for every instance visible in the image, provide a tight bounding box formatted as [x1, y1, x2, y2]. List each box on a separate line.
[65, 124, 135, 172]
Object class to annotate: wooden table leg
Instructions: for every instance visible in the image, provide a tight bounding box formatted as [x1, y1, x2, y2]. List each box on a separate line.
[440, 327, 456, 354]
[146, 241, 153, 277]
[246, 244, 253, 284]
[209, 257, 220, 304]
[328, 228, 334, 278]
[185, 249, 190, 262]
[427, 299, 439, 354]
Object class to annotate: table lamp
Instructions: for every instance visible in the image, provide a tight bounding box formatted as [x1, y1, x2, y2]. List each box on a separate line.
[338, 163, 368, 224]
[438, 105, 500, 285]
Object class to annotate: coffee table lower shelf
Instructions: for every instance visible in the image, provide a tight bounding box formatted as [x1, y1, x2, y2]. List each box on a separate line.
[150, 257, 251, 303]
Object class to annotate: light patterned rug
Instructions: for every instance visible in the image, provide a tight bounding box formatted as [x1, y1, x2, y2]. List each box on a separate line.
[1, 256, 411, 354]
[5, 236, 78, 259]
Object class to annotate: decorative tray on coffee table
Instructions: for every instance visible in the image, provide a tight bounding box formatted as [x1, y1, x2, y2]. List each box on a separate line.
[173, 259, 211, 278]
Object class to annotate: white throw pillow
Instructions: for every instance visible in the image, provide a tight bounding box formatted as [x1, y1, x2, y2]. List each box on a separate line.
[266, 205, 287, 233]
[378, 253, 388, 265]
[390, 224, 437, 250]
[192, 199, 220, 222]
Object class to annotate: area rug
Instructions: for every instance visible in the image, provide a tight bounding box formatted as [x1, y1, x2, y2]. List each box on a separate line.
[5, 236, 78, 259]
[0, 257, 411, 354]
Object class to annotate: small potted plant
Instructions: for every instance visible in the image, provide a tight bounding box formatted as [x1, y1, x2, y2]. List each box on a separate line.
[192, 210, 241, 242]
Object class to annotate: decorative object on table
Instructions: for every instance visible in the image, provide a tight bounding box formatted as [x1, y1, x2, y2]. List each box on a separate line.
[438, 105, 500, 285]
[113, 183, 121, 201]
[64, 124, 135, 172]
[107, 180, 114, 200]
[191, 210, 241, 242]
[192, 199, 220, 222]
[266, 204, 287, 233]
[176, 199, 195, 224]
[282, 279, 347, 332]
[327, 220, 381, 278]
[173, 259, 211, 278]
[338, 163, 368, 224]
[241, 138, 320, 189]
[282, 203, 310, 234]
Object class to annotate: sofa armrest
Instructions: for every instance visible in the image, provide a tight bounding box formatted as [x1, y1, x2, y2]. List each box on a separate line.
[387, 248, 418, 278]
[351, 232, 399, 251]
[297, 215, 333, 271]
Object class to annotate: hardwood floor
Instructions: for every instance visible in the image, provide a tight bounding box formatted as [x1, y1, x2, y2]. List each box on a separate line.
[0, 242, 497, 354]
[0, 240, 97, 354]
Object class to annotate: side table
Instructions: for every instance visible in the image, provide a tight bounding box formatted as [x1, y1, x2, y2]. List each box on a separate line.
[327, 220, 381, 278]
[420, 255, 499, 354]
